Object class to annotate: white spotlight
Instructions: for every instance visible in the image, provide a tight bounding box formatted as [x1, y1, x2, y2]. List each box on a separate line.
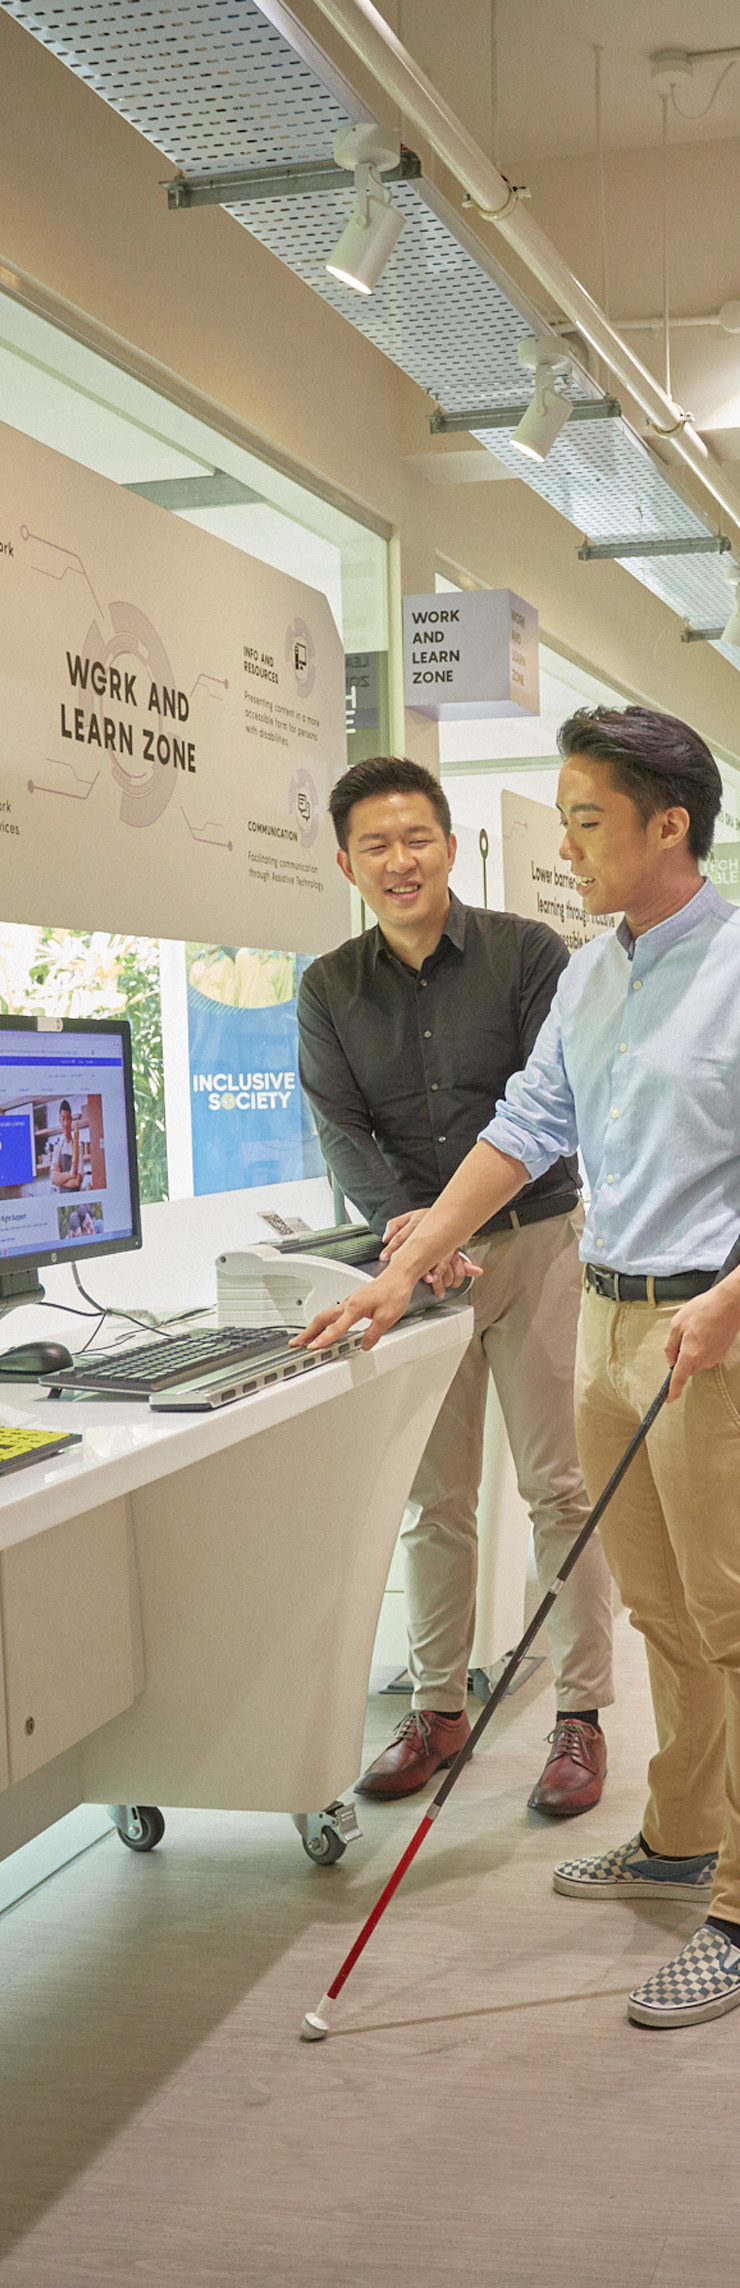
[722, 570, 740, 647]
[511, 335, 573, 463]
[326, 123, 405, 296]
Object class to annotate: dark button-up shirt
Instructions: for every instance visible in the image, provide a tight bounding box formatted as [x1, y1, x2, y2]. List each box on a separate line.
[298, 892, 579, 1237]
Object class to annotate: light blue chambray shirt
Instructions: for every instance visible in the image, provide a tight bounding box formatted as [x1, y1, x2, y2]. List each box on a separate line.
[479, 878, 740, 1275]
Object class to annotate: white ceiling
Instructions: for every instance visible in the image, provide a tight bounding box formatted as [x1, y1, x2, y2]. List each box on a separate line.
[6, 0, 740, 583]
[386, 0, 740, 163]
[369, 0, 740, 445]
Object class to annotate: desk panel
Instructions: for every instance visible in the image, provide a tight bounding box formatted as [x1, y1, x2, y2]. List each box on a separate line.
[1, 1498, 141, 1783]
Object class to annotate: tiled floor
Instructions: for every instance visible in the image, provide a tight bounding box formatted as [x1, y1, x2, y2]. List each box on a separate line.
[0, 1606, 736, 2286]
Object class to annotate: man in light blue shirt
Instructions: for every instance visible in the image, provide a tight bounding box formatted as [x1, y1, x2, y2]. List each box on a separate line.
[485, 863, 740, 1280]
[300, 703, 740, 2033]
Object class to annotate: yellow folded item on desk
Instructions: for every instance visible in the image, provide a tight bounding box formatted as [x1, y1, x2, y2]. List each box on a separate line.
[0, 1426, 82, 1476]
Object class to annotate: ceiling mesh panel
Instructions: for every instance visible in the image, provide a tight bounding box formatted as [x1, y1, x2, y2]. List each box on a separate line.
[2, 0, 736, 661]
[2, 0, 350, 166]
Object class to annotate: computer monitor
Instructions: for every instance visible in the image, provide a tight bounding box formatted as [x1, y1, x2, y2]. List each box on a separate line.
[0, 1014, 141, 1310]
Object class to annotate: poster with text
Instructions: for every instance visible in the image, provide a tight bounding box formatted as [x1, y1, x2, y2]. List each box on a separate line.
[501, 789, 609, 954]
[0, 421, 350, 953]
[186, 945, 323, 1194]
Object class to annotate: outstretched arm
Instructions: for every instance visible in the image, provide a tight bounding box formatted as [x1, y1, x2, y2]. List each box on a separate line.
[295, 984, 578, 1353]
[293, 1141, 528, 1351]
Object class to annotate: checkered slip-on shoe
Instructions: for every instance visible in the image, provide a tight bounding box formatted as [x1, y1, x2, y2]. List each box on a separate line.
[628, 1926, 740, 2028]
[553, 1833, 717, 1903]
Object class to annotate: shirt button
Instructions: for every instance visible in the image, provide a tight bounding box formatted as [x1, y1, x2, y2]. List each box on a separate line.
[420, 979, 427, 988]
[611, 1109, 620, 1120]
[431, 1082, 438, 1091]
[632, 980, 642, 992]
[607, 1174, 615, 1185]
[619, 1042, 627, 1052]
[597, 1238, 605, 1249]
[438, 1135, 446, 1143]
[424, 1029, 431, 1039]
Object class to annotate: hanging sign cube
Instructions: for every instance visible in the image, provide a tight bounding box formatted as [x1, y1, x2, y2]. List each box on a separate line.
[403, 587, 539, 719]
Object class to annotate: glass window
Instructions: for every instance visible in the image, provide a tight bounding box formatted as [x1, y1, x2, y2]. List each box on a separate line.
[0, 927, 167, 1205]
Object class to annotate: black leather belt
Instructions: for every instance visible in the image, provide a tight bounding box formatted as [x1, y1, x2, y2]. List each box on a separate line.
[584, 1263, 717, 1304]
[484, 1192, 580, 1236]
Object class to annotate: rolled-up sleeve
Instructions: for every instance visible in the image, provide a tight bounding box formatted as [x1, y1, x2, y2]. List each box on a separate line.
[478, 992, 578, 1178]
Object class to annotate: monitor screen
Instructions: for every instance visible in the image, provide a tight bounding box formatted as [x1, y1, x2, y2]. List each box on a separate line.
[0, 1017, 141, 1274]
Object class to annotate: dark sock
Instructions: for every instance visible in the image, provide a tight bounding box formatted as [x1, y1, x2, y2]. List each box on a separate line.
[431, 1710, 464, 1722]
[640, 1831, 711, 1863]
[556, 1708, 599, 1731]
[707, 1915, 740, 1950]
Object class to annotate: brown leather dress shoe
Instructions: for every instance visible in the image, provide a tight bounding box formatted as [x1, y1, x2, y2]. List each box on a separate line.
[528, 1717, 606, 1817]
[355, 1709, 472, 1800]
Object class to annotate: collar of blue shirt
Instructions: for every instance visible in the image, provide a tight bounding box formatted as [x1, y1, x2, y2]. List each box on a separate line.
[616, 875, 721, 964]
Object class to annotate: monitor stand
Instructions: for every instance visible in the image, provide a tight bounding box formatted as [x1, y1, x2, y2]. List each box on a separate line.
[0, 1268, 46, 1316]
[0, 1270, 48, 1374]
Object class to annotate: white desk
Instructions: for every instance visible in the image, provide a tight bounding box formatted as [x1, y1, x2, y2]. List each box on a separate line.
[0, 1302, 472, 1870]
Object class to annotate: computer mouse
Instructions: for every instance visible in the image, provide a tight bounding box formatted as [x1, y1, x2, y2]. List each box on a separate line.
[0, 1341, 74, 1380]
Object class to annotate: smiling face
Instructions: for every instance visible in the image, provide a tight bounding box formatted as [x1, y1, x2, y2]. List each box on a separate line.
[557, 754, 698, 930]
[337, 789, 456, 953]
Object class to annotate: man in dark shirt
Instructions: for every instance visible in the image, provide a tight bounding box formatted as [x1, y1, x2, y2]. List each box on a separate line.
[298, 755, 613, 1810]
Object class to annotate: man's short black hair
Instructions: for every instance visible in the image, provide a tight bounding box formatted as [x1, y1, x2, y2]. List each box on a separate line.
[329, 755, 452, 851]
[59, 1099, 72, 1117]
[557, 704, 722, 862]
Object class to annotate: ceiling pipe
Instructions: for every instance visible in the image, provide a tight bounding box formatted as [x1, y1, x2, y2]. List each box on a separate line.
[607, 307, 740, 334]
[307, 0, 740, 542]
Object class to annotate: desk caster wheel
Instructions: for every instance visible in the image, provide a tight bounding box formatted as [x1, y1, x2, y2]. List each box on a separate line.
[292, 1800, 361, 1868]
[301, 1825, 346, 1867]
[108, 1805, 165, 1852]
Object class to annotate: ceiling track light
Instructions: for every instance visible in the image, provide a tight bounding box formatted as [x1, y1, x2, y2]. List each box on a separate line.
[325, 124, 406, 295]
[510, 336, 573, 462]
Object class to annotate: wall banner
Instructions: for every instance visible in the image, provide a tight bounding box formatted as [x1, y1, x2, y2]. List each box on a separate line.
[187, 946, 323, 1194]
[0, 422, 349, 953]
[501, 789, 607, 953]
[707, 842, 740, 904]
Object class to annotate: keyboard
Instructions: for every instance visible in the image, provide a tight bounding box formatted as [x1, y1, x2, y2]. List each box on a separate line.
[40, 1324, 303, 1398]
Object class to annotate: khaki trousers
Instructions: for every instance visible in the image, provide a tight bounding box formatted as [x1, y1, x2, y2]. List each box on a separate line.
[401, 1212, 615, 1717]
[575, 1284, 740, 1920]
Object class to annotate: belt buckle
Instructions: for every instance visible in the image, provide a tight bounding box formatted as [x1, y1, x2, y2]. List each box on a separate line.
[591, 1264, 618, 1300]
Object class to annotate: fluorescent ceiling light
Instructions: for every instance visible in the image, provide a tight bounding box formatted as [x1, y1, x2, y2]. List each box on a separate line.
[326, 122, 405, 296]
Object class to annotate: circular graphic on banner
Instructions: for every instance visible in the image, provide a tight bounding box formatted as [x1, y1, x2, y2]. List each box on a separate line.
[81, 601, 181, 828]
[289, 768, 320, 848]
[285, 617, 316, 698]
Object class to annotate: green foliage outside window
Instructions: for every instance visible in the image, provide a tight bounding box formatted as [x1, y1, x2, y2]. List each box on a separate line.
[186, 943, 296, 1006]
[0, 926, 168, 1205]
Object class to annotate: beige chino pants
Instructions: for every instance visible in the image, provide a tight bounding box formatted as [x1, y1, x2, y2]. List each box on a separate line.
[575, 1284, 740, 1920]
[401, 1211, 615, 1717]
